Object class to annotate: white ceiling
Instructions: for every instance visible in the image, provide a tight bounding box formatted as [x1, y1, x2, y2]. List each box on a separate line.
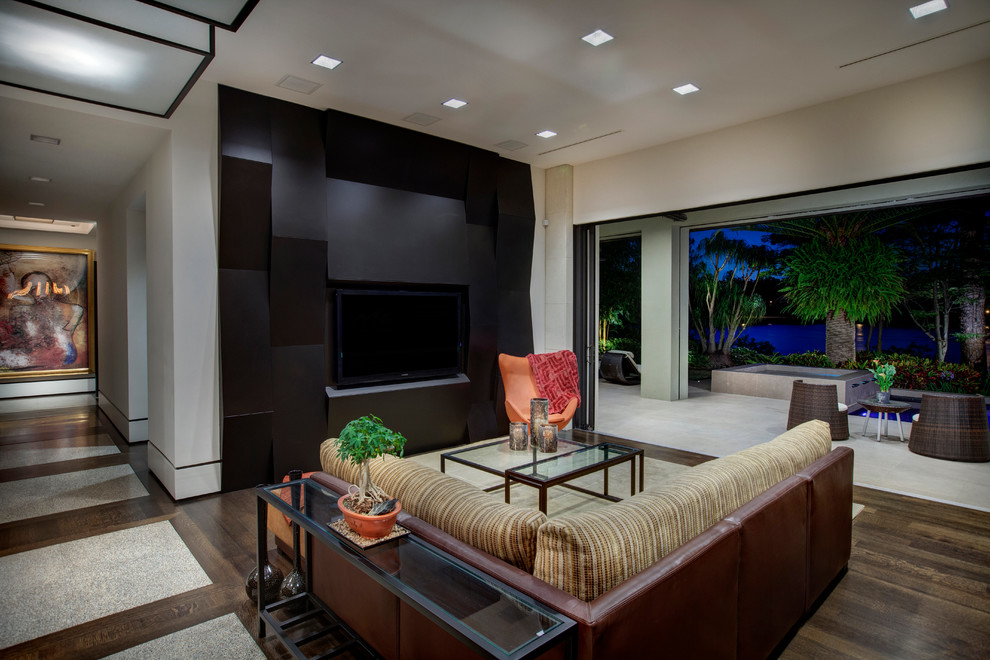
[1, 0, 989, 225]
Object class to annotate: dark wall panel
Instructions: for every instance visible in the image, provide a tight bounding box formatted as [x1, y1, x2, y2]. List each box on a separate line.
[219, 156, 271, 271]
[327, 381, 472, 455]
[497, 290, 535, 359]
[465, 151, 498, 226]
[270, 237, 327, 347]
[272, 344, 328, 476]
[219, 86, 271, 163]
[325, 109, 471, 200]
[218, 268, 274, 416]
[495, 214, 535, 293]
[221, 412, 273, 491]
[271, 102, 328, 240]
[326, 178, 468, 285]
[496, 159, 536, 220]
[219, 87, 536, 488]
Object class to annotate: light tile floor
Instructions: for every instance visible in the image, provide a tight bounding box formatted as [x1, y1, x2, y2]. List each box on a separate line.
[595, 381, 990, 512]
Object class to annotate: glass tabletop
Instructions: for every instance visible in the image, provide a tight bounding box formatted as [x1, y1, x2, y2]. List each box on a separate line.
[507, 443, 639, 482]
[442, 437, 591, 473]
[260, 479, 572, 658]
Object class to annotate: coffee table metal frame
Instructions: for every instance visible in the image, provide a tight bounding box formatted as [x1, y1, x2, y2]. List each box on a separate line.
[857, 398, 912, 443]
[441, 437, 644, 514]
[256, 478, 576, 660]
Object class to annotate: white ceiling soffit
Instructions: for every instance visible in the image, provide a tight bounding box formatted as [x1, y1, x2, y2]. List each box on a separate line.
[0, 214, 95, 234]
[0, 0, 257, 117]
[206, 0, 990, 169]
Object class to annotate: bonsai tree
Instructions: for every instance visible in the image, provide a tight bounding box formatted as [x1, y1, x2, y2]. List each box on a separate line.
[336, 415, 407, 510]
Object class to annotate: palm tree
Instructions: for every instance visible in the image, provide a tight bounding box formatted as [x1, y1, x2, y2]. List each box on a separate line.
[780, 235, 906, 363]
[757, 209, 924, 364]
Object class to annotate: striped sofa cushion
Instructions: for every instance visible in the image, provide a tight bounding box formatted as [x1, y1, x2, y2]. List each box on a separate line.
[318, 439, 546, 572]
[534, 420, 833, 601]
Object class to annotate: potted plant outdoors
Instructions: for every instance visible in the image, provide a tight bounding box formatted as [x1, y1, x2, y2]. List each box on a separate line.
[867, 359, 896, 403]
[336, 415, 407, 538]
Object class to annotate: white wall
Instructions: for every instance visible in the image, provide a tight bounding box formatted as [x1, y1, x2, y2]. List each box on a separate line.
[0, 227, 98, 399]
[572, 59, 990, 224]
[101, 81, 220, 498]
[147, 81, 221, 498]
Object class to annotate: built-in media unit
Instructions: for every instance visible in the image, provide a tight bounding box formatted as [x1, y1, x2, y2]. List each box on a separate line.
[332, 286, 466, 388]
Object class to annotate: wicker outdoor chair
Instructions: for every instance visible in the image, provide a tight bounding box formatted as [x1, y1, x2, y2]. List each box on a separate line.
[908, 392, 989, 462]
[786, 380, 849, 441]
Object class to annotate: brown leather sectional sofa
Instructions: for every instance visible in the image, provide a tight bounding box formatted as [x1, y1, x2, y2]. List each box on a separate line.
[279, 422, 853, 659]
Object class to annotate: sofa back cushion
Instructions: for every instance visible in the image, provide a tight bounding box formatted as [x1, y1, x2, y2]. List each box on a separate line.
[319, 439, 547, 572]
[533, 420, 832, 601]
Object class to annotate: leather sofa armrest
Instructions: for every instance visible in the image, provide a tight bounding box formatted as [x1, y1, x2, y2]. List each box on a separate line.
[798, 446, 854, 610]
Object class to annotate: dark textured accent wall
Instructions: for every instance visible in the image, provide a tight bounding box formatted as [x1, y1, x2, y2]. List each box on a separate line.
[218, 86, 535, 488]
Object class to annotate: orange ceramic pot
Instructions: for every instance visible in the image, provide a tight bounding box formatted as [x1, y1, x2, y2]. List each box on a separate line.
[337, 495, 401, 539]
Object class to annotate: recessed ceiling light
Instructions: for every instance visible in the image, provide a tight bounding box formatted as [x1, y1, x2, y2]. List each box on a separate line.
[30, 134, 60, 145]
[29, 176, 52, 183]
[28, 201, 45, 206]
[673, 83, 700, 95]
[311, 54, 342, 70]
[442, 98, 467, 109]
[536, 130, 557, 139]
[582, 29, 614, 46]
[909, 0, 948, 19]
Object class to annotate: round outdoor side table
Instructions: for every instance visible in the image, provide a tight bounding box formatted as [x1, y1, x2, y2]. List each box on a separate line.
[857, 398, 911, 443]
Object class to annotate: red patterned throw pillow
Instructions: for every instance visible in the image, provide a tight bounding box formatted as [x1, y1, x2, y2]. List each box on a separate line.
[527, 350, 581, 414]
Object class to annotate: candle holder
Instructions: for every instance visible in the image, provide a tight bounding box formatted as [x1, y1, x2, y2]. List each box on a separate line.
[537, 423, 558, 453]
[529, 398, 549, 444]
[508, 421, 529, 450]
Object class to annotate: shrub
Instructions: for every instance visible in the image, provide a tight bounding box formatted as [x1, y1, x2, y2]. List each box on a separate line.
[847, 352, 984, 394]
[783, 351, 834, 368]
[733, 334, 777, 356]
[730, 346, 783, 365]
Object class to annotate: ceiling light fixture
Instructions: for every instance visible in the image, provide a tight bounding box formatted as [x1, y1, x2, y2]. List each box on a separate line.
[442, 98, 467, 109]
[673, 83, 700, 95]
[311, 54, 342, 69]
[910, 0, 948, 19]
[29, 176, 52, 183]
[536, 130, 557, 138]
[582, 29, 614, 46]
[30, 134, 60, 145]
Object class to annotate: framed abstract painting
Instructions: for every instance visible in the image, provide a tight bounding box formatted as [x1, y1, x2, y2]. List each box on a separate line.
[0, 244, 95, 379]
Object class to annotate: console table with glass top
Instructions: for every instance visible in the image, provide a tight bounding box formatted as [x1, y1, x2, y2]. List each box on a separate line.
[256, 478, 576, 660]
[441, 437, 644, 514]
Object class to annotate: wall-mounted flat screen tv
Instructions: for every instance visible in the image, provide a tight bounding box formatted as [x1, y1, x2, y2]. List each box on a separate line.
[334, 288, 465, 388]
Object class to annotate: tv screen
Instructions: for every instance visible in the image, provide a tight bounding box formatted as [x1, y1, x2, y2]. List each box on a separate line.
[335, 288, 465, 387]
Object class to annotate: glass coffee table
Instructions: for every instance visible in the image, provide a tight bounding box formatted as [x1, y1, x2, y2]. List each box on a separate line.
[257, 478, 576, 659]
[441, 437, 644, 514]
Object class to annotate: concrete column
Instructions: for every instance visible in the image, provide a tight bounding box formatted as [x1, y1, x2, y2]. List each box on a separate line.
[544, 165, 573, 352]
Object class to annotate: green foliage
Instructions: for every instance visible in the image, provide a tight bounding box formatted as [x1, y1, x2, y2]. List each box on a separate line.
[866, 359, 896, 391]
[689, 230, 774, 356]
[599, 237, 641, 357]
[602, 336, 641, 360]
[784, 351, 834, 368]
[780, 235, 906, 325]
[846, 353, 984, 393]
[688, 346, 711, 369]
[733, 335, 777, 355]
[336, 415, 407, 466]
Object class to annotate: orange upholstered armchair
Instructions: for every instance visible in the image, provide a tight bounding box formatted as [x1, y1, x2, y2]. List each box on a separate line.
[498, 353, 579, 430]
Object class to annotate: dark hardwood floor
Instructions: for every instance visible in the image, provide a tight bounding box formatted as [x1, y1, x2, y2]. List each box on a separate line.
[1, 398, 988, 659]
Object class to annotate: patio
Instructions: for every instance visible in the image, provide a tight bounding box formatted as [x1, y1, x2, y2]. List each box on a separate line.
[595, 380, 990, 512]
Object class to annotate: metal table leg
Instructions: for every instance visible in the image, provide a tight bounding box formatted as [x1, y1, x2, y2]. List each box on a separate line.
[876, 412, 883, 442]
[896, 413, 906, 442]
